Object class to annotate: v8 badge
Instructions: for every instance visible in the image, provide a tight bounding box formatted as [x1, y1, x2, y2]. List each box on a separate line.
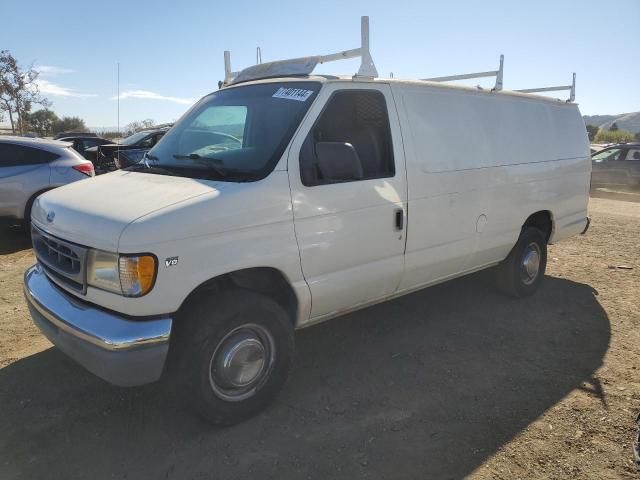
[165, 256, 179, 268]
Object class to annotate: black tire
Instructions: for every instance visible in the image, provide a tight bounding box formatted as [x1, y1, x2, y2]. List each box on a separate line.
[496, 226, 547, 297]
[173, 289, 294, 425]
[21, 195, 37, 231]
[22, 189, 52, 231]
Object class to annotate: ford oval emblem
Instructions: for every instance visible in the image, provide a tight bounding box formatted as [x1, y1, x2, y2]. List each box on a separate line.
[46, 211, 55, 223]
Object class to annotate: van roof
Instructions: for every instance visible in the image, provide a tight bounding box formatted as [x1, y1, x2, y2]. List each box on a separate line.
[222, 75, 579, 107]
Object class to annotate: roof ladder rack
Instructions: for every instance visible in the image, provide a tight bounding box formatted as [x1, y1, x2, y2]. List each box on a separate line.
[422, 54, 504, 91]
[224, 51, 239, 85]
[515, 73, 576, 102]
[222, 16, 378, 86]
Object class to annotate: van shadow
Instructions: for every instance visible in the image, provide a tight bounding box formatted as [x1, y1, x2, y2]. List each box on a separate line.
[0, 224, 31, 255]
[1, 272, 609, 480]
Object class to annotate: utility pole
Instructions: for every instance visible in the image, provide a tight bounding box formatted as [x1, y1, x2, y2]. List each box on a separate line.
[117, 62, 120, 137]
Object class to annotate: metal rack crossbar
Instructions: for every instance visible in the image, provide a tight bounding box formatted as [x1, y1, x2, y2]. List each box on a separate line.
[515, 73, 576, 102]
[223, 16, 378, 86]
[219, 16, 577, 103]
[422, 55, 504, 91]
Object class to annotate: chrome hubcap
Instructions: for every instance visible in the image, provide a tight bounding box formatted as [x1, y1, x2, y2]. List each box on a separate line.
[209, 324, 275, 402]
[520, 242, 541, 285]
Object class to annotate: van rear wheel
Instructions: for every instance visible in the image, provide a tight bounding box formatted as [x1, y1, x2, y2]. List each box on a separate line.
[496, 226, 547, 297]
[175, 290, 294, 425]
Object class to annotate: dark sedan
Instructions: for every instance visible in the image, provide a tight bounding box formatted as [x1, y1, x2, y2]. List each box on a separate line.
[85, 128, 169, 174]
[57, 136, 112, 160]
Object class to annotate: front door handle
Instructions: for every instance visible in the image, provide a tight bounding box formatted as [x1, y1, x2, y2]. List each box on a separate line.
[394, 208, 404, 231]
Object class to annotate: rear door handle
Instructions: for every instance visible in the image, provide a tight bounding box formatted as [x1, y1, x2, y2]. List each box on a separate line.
[394, 208, 404, 231]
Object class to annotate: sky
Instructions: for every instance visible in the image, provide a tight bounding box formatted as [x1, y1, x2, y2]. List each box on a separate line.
[1, 0, 639, 128]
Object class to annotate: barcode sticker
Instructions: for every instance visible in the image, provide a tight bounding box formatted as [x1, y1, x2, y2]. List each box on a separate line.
[272, 87, 314, 102]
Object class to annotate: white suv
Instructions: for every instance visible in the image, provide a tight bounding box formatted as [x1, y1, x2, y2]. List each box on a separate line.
[23, 74, 590, 425]
[0, 137, 94, 224]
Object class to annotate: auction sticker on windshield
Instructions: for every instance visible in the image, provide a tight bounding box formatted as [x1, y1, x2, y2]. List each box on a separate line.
[272, 87, 314, 102]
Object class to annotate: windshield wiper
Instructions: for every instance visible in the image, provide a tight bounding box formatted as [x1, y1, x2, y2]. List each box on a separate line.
[125, 162, 178, 175]
[172, 153, 228, 177]
[173, 153, 200, 160]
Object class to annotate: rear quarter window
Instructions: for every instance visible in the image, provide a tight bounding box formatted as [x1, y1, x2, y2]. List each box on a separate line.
[0, 143, 59, 167]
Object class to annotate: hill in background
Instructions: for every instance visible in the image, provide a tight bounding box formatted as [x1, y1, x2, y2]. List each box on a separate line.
[583, 112, 640, 133]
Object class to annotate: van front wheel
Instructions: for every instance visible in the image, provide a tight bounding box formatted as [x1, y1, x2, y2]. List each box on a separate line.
[496, 226, 547, 297]
[175, 290, 294, 425]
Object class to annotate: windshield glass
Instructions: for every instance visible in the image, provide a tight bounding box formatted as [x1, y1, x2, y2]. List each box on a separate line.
[121, 131, 151, 146]
[145, 81, 320, 181]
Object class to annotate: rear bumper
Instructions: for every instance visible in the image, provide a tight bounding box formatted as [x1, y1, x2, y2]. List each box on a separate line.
[23, 264, 172, 386]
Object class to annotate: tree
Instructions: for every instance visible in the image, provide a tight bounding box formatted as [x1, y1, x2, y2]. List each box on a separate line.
[0, 52, 17, 131]
[24, 109, 59, 136]
[585, 124, 599, 142]
[594, 129, 634, 144]
[635, 132, 640, 142]
[124, 118, 155, 136]
[52, 116, 87, 134]
[609, 122, 619, 131]
[0, 50, 50, 134]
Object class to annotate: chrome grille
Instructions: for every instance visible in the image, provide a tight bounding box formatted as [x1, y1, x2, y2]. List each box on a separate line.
[31, 225, 88, 294]
[38, 234, 81, 274]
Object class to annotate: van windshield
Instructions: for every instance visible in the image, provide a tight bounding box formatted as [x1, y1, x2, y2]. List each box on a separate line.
[142, 82, 321, 181]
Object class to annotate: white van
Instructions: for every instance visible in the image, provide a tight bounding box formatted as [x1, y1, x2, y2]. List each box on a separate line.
[23, 19, 590, 424]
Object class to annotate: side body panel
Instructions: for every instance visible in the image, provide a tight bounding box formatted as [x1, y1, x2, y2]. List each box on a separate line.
[392, 83, 590, 292]
[0, 164, 51, 219]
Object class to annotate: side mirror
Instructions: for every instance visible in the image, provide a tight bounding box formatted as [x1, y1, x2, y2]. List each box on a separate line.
[315, 142, 363, 182]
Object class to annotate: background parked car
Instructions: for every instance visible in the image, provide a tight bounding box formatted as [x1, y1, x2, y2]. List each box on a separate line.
[0, 137, 94, 225]
[591, 143, 640, 190]
[57, 135, 112, 160]
[53, 131, 97, 140]
[84, 127, 170, 174]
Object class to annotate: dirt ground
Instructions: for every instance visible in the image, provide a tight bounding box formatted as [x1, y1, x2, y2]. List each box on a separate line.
[1, 196, 638, 479]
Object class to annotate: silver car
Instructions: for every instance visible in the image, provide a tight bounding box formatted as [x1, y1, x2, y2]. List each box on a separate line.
[591, 143, 640, 190]
[0, 136, 94, 223]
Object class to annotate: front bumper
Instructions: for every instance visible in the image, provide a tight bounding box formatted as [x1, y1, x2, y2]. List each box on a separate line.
[23, 264, 172, 386]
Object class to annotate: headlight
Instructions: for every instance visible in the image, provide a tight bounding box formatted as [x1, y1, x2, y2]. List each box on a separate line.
[87, 250, 120, 293]
[87, 250, 157, 297]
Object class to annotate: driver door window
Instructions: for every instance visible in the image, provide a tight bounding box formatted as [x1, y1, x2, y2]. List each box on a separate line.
[592, 148, 622, 163]
[300, 90, 394, 186]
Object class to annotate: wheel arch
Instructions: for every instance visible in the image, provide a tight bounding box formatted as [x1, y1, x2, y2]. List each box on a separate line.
[23, 187, 56, 221]
[178, 267, 300, 328]
[522, 210, 554, 243]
